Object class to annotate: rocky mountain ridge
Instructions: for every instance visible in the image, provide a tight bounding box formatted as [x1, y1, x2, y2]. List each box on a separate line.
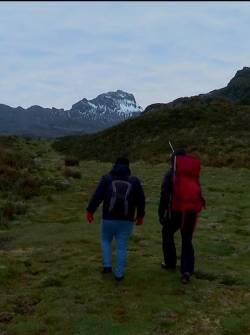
[144, 67, 250, 112]
[0, 90, 143, 138]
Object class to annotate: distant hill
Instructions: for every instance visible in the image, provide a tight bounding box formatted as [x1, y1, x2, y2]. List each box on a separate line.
[144, 66, 250, 112]
[0, 90, 142, 138]
[53, 68, 250, 167]
[200, 66, 250, 104]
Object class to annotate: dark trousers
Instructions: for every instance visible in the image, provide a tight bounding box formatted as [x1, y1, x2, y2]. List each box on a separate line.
[162, 211, 197, 275]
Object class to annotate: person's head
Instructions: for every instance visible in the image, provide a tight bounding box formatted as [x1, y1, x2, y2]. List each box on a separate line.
[114, 157, 130, 167]
[170, 148, 186, 165]
[110, 157, 131, 177]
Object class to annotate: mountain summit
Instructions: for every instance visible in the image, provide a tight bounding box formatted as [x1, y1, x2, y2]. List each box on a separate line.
[200, 67, 250, 104]
[71, 90, 143, 120]
[0, 90, 143, 138]
[144, 67, 250, 112]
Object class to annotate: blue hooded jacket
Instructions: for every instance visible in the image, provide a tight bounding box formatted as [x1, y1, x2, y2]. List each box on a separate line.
[86, 163, 145, 221]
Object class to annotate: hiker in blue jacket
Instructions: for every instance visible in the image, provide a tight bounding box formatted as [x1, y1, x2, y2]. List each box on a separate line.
[86, 157, 145, 281]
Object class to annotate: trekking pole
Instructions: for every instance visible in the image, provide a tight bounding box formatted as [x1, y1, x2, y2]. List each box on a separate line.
[169, 140, 174, 153]
[169, 139, 176, 179]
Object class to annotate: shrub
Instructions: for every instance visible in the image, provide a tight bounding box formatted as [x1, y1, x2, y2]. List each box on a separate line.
[40, 276, 63, 288]
[0, 210, 9, 228]
[64, 167, 81, 179]
[64, 157, 80, 167]
[0, 148, 34, 170]
[0, 201, 27, 224]
[16, 176, 42, 199]
[40, 185, 57, 196]
[0, 165, 20, 191]
[54, 179, 71, 192]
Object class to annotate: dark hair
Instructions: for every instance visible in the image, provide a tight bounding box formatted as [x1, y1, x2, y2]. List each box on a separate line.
[173, 148, 186, 156]
[115, 157, 130, 166]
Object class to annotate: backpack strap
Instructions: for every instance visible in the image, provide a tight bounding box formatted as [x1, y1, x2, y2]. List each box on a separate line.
[108, 179, 117, 213]
[124, 180, 132, 216]
[108, 176, 133, 215]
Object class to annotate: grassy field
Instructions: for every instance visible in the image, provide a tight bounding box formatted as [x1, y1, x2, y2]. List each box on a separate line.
[1, 142, 250, 335]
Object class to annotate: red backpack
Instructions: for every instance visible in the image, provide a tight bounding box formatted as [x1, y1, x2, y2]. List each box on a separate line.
[171, 155, 204, 213]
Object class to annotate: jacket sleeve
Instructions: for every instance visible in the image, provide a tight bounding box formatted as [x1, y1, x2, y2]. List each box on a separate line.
[86, 175, 109, 213]
[134, 177, 145, 218]
[158, 170, 172, 223]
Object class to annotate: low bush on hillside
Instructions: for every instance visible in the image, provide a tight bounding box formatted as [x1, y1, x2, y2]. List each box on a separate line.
[64, 167, 81, 179]
[64, 157, 80, 167]
[0, 137, 72, 226]
[0, 200, 27, 222]
[16, 175, 42, 199]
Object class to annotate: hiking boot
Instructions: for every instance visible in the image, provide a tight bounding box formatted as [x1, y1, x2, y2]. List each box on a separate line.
[181, 272, 190, 284]
[161, 262, 176, 270]
[102, 267, 112, 274]
[115, 275, 124, 282]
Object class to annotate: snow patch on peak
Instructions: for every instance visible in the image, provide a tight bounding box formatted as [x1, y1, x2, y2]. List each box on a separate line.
[88, 102, 97, 109]
[116, 92, 126, 98]
[116, 99, 143, 115]
[70, 89, 142, 122]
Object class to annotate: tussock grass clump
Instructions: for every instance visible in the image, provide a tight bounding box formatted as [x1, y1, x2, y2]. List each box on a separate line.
[0, 201, 27, 227]
[0, 147, 34, 170]
[39, 185, 57, 196]
[1, 201, 27, 220]
[16, 175, 42, 199]
[53, 179, 71, 192]
[64, 167, 81, 179]
[40, 276, 63, 288]
[0, 166, 20, 192]
[64, 157, 80, 167]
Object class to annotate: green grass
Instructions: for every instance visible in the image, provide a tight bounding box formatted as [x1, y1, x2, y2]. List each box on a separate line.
[1, 141, 250, 335]
[0, 137, 76, 228]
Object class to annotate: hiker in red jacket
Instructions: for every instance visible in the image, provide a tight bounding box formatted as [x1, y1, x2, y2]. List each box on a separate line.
[158, 149, 206, 284]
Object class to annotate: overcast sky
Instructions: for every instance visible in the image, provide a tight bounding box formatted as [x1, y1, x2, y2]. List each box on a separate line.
[1, 1, 250, 110]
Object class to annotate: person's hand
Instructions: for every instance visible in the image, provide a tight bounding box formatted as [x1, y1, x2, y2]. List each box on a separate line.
[136, 217, 144, 226]
[86, 211, 94, 223]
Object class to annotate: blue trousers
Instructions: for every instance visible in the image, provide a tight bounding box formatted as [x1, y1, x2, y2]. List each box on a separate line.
[101, 219, 134, 278]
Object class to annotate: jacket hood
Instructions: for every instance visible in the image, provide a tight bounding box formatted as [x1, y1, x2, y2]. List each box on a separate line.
[110, 163, 131, 178]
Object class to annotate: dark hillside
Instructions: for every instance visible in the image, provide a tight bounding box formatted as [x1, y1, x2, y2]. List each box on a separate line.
[53, 99, 250, 167]
[200, 66, 250, 104]
[144, 66, 250, 111]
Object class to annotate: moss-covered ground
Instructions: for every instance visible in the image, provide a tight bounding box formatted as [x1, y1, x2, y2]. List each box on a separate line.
[1, 140, 250, 335]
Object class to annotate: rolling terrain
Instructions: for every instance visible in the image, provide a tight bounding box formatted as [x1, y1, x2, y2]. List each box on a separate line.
[53, 98, 250, 167]
[1, 137, 250, 335]
[53, 67, 250, 167]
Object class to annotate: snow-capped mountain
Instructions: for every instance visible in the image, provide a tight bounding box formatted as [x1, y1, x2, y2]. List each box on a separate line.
[71, 90, 143, 121]
[0, 90, 143, 138]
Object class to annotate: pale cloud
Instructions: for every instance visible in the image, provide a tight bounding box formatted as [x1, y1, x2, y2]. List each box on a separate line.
[0, 1, 250, 109]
